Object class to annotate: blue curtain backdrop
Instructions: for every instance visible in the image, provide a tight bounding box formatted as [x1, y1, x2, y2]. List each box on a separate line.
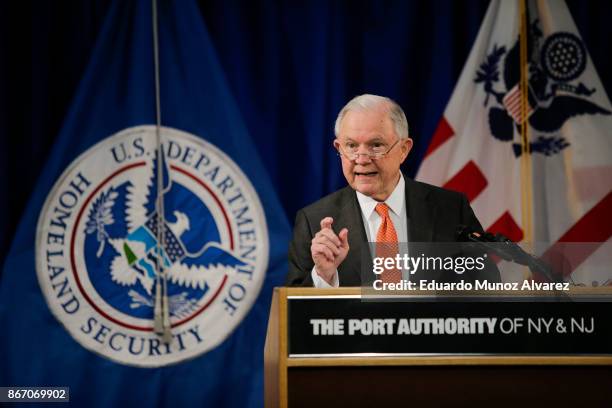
[1, 0, 611, 269]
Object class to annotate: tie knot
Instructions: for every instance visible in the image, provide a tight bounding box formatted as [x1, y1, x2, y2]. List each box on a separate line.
[375, 203, 390, 218]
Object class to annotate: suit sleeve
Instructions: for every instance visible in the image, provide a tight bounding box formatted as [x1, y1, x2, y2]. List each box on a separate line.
[459, 194, 502, 283]
[460, 193, 484, 233]
[286, 210, 316, 286]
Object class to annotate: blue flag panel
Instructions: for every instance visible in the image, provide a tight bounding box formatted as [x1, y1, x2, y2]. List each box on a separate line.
[0, 1, 290, 406]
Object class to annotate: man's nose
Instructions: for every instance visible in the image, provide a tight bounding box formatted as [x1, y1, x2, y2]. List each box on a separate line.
[354, 151, 373, 165]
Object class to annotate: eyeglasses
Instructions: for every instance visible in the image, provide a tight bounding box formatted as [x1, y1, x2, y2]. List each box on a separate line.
[336, 138, 400, 161]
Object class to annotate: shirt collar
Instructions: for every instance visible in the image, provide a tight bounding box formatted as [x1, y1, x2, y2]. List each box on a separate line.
[355, 173, 405, 219]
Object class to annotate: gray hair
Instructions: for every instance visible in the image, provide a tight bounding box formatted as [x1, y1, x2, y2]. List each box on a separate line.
[334, 94, 409, 139]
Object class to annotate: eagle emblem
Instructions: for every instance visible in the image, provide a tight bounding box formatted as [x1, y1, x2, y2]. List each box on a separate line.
[84, 151, 247, 319]
[474, 18, 610, 156]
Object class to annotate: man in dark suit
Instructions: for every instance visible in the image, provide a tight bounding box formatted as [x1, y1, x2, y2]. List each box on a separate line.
[286, 94, 500, 287]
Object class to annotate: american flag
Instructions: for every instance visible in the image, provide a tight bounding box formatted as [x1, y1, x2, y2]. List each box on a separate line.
[502, 84, 533, 123]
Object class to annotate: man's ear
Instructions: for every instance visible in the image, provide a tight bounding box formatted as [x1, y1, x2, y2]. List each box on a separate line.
[400, 138, 413, 162]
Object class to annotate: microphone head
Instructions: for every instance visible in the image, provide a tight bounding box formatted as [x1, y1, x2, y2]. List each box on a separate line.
[455, 224, 475, 241]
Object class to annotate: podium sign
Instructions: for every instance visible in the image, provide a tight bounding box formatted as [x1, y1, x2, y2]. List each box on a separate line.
[265, 288, 612, 407]
[288, 294, 612, 356]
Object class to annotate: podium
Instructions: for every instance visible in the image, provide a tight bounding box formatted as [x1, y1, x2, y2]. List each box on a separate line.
[264, 287, 612, 407]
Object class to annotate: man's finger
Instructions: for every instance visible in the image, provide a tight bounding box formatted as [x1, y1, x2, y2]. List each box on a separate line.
[320, 216, 333, 231]
[315, 237, 340, 256]
[317, 229, 342, 247]
[312, 243, 334, 262]
[339, 228, 349, 248]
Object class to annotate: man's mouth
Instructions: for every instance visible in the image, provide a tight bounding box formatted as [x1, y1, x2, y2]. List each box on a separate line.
[355, 171, 378, 177]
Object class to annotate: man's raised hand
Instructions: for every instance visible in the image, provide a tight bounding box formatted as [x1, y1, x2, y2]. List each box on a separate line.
[310, 217, 349, 284]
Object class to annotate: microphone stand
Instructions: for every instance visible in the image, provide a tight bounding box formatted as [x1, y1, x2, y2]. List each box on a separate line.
[457, 226, 571, 301]
[463, 231, 561, 283]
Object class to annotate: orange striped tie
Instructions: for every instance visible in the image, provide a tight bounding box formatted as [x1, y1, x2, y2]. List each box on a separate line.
[375, 203, 401, 283]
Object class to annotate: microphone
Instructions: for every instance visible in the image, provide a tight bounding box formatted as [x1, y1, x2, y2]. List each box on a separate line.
[456, 225, 561, 283]
[456, 225, 528, 263]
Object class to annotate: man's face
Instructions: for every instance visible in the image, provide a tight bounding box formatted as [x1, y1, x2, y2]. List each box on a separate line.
[334, 107, 412, 201]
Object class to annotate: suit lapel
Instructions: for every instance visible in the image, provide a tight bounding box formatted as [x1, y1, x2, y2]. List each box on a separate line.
[405, 177, 438, 282]
[406, 177, 435, 242]
[336, 188, 370, 286]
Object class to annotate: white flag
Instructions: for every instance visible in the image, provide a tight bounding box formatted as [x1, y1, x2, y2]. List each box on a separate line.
[416, 0, 612, 285]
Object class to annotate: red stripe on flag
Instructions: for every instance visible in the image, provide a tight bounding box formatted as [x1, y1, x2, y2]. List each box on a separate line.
[507, 92, 520, 101]
[443, 160, 488, 202]
[505, 93, 520, 107]
[502, 84, 533, 123]
[424, 117, 454, 158]
[555, 190, 612, 243]
[507, 98, 521, 111]
[502, 86, 519, 104]
[538, 190, 612, 279]
[487, 211, 524, 242]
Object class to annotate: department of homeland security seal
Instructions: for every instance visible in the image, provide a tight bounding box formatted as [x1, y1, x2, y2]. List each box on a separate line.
[36, 126, 268, 367]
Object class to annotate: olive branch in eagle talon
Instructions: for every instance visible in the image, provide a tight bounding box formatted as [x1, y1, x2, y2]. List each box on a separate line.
[474, 43, 506, 106]
[86, 187, 118, 257]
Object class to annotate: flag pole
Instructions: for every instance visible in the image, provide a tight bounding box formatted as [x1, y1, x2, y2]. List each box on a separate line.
[151, 0, 172, 343]
[519, 0, 534, 278]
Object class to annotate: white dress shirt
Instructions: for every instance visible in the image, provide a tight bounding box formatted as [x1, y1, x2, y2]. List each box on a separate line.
[312, 174, 408, 287]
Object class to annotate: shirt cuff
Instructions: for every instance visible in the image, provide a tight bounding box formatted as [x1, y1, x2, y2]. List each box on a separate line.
[311, 267, 339, 288]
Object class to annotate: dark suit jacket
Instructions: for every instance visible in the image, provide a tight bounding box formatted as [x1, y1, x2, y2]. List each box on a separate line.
[286, 176, 501, 286]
